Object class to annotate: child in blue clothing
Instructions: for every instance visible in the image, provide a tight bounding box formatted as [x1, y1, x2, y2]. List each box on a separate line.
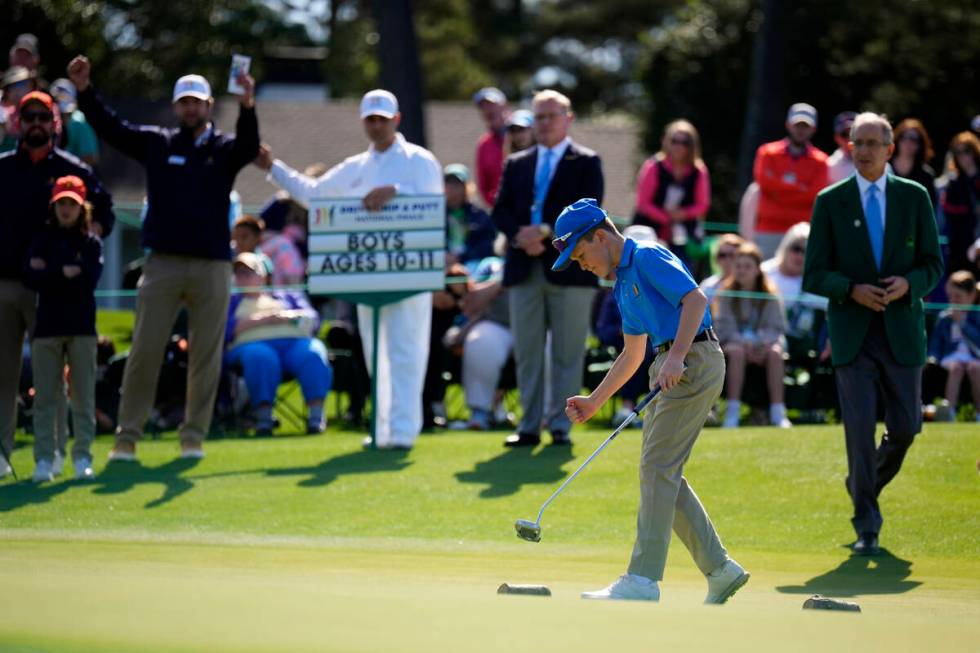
[928, 271, 980, 420]
[554, 198, 748, 604]
[24, 176, 103, 481]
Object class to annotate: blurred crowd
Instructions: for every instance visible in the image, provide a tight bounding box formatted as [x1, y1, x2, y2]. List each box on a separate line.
[1, 32, 978, 484]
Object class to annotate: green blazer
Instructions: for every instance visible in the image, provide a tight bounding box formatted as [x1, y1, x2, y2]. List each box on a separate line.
[802, 174, 943, 367]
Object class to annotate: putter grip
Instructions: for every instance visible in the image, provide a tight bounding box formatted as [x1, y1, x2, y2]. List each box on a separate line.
[633, 385, 661, 415]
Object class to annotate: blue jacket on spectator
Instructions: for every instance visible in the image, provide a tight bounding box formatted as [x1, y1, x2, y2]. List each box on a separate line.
[23, 225, 103, 338]
[77, 86, 259, 261]
[224, 291, 320, 346]
[0, 146, 113, 281]
[928, 310, 980, 361]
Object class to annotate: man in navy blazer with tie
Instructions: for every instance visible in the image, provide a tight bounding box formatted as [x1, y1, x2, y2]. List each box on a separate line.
[803, 112, 943, 556]
[491, 89, 604, 447]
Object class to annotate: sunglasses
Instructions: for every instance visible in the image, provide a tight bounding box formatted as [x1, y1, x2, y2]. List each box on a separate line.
[21, 111, 53, 124]
[552, 220, 600, 253]
[954, 147, 973, 156]
[789, 244, 806, 254]
[671, 137, 693, 146]
[899, 132, 921, 142]
[716, 250, 735, 259]
[837, 130, 851, 138]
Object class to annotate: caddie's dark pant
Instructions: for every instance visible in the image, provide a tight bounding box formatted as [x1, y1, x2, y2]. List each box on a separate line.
[835, 315, 921, 538]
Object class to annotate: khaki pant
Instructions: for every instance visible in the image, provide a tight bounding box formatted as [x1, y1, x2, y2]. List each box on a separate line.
[32, 336, 97, 463]
[116, 254, 231, 446]
[0, 280, 36, 455]
[628, 339, 729, 581]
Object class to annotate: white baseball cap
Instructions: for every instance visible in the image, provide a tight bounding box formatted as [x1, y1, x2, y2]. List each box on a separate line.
[360, 89, 398, 119]
[172, 75, 212, 103]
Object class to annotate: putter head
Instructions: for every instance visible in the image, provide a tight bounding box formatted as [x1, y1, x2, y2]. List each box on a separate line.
[514, 519, 541, 542]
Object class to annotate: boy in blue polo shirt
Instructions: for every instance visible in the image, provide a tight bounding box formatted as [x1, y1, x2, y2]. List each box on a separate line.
[554, 198, 749, 603]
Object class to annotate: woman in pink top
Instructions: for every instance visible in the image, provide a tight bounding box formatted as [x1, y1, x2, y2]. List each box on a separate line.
[633, 119, 711, 263]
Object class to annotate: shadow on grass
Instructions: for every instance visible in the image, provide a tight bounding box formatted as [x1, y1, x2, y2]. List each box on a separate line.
[776, 547, 922, 596]
[455, 445, 576, 498]
[265, 448, 412, 487]
[0, 458, 202, 512]
[92, 458, 201, 509]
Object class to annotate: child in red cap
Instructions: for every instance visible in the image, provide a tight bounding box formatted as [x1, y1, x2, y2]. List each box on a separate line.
[23, 175, 103, 481]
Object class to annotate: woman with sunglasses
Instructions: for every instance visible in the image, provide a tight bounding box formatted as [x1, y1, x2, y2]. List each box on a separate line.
[891, 119, 937, 208]
[633, 120, 711, 266]
[940, 132, 980, 274]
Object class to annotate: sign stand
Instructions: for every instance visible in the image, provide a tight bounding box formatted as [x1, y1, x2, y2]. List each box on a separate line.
[306, 195, 446, 450]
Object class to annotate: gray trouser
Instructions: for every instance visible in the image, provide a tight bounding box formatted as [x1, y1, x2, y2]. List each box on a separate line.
[116, 253, 231, 446]
[31, 336, 97, 463]
[508, 264, 593, 435]
[628, 339, 729, 581]
[0, 280, 35, 456]
[835, 316, 921, 537]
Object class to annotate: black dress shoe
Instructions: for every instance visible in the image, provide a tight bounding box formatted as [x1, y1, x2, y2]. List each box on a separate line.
[852, 532, 879, 556]
[504, 432, 540, 448]
[549, 430, 571, 446]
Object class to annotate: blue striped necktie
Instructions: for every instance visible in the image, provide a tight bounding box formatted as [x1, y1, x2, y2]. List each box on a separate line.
[865, 184, 883, 270]
[531, 149, 554, 225]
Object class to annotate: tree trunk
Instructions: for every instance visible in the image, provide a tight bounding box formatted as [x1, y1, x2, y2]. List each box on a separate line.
[737, 0, 787, 192]
[373, 0, 427, 147]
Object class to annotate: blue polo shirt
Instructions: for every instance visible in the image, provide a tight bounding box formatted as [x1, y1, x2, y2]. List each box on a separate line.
[614, 238, 711, 346]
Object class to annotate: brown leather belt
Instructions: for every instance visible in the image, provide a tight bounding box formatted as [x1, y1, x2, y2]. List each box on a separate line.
[654, 327, 718, 356]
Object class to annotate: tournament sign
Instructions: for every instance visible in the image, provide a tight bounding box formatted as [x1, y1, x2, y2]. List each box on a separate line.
[306, 195, 446, 296]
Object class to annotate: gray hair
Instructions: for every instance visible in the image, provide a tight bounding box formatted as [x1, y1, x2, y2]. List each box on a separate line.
[850, 112, 893, 145]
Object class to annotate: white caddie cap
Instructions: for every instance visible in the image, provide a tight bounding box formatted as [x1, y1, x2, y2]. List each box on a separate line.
[359, 89, 398, 120]
[172, 75, 212, 103]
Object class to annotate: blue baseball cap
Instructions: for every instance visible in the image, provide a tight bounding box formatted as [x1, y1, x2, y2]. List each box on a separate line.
[507, 109, 533, 129]
[473, 87, 506, 105]
[551, 198, 608, 272]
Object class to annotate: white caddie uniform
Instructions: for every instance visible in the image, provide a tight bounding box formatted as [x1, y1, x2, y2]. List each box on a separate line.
[269, 133, 443, 447]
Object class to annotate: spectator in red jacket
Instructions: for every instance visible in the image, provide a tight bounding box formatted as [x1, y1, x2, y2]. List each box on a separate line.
[749, 103, 829, 258]
[472, 87, 509, 207]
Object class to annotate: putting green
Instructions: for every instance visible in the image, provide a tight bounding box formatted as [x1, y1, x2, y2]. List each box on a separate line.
[1, 423, 978, 651]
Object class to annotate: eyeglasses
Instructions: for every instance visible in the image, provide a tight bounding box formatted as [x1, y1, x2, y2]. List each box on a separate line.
[552, 221, 599, 253]
[837, 131, 851, 139]
[716, 250, 735, 260]
[789, 244, 806, 255]
[851, 139, 886, 149]
[671, 137, 693, 146]
[899, 132, 921, 142]
[20, 111, 53, 124]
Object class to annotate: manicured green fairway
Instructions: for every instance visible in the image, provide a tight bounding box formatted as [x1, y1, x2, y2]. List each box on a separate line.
[1, 423, 978, 652]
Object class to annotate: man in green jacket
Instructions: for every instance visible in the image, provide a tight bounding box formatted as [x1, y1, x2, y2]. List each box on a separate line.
[803, 112, 943, 556]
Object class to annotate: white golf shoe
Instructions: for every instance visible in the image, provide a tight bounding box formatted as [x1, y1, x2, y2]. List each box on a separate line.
[582, 574, 660, 601]
[52, 451, 65, 477]
[704, 559, 750, 604]
[1, 456, 11, 479]
[73, 456, 95, 481]
[32, 459, 55, 483]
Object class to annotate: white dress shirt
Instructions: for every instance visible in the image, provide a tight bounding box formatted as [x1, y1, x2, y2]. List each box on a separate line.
[855, 171, 888, 230]
[269, 132, 443, 204]
[533, 137, 571, 190]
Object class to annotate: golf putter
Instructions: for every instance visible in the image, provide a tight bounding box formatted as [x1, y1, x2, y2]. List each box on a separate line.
[515, 384, 662, 542]
[0, 438, 17, 481]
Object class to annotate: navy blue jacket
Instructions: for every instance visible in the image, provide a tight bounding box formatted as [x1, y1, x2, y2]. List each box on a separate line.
[491, 141, 603, 287]
[0, 146, 114, 281]
[78, 86, 259, 260]
[23, 225, 103, 338]
[928, 310, 980, 361]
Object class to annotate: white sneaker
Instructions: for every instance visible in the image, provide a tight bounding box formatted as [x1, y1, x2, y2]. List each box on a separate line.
[705, 559, 750, 604]
[769, 404, 792, 429]
[32, 459, 55, 483]
[0, 456, 11, 478]
[52, 451, 65, 477]
[582, 574, 660, 601]
[73, 456, 95, 480]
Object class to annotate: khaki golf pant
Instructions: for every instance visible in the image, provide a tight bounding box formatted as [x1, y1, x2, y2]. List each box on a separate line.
[0, 280, 36, 457]
[116, 254, 231, 447]
[628, 339, 729, 581]
[32, 336, 97, 463]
